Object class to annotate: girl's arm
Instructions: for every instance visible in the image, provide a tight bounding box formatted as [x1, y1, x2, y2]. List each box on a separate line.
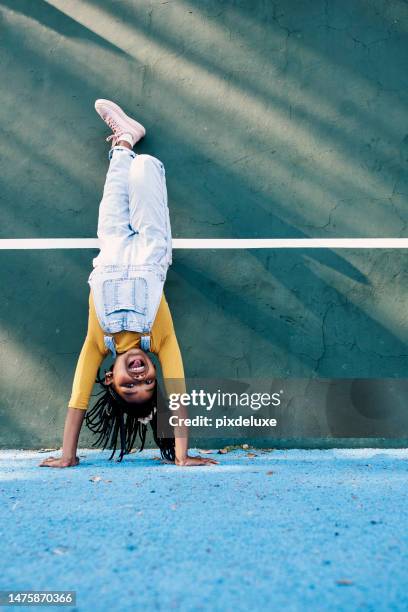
[155, 296, 218, 466]
[40, 293, 106, 468]
[157, 330, 187, 459]
[40, 408, 85, 467]
[159, 337, 217, 466]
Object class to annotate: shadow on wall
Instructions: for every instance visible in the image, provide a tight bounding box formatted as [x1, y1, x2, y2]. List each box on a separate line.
[0, 0, 407, 445]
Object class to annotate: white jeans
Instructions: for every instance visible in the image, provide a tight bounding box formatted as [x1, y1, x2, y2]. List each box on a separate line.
[93, 146, 172, 272]
[88, 146, 172, 341]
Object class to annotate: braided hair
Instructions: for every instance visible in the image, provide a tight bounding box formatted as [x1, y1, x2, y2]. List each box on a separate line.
[85, 367, 175, 462]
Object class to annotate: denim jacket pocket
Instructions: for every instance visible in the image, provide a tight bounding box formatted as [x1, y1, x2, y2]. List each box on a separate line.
[102, 277, 148, 316]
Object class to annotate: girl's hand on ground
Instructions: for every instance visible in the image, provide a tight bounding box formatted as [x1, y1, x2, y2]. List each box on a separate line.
[39, 456, 80, 468]
[175, 455, 219, 467]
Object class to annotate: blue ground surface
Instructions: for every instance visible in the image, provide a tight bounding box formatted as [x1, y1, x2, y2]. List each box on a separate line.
[1, 448, 407, 611]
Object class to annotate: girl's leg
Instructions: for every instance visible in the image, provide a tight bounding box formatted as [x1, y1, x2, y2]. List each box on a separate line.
[127, 154, 172, 270]
[97, 146, 135, 240]
[93, 146, 136, 266]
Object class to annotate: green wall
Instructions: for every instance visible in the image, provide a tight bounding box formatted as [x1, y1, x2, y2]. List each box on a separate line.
[1, 0, 407, 448]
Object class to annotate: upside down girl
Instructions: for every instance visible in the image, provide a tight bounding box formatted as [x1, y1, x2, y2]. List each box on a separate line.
[40, 100, 217, 469]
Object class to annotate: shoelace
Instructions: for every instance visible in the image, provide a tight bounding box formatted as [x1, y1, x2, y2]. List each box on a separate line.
[104, 115, 124, 147]
[106, 133, 124, 146]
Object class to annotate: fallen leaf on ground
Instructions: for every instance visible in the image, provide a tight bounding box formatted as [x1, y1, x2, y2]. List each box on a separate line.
[218, 445, 241, 453]
[336, 579, 354, 586]
[89, 476, 102, 482]
[247, 453, 257, 458]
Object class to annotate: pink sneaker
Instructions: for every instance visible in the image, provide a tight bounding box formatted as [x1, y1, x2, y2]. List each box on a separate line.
[94, 99, 146, 147]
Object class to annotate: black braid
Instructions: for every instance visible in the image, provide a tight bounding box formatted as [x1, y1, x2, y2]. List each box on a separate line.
[85, 367, 175, 462]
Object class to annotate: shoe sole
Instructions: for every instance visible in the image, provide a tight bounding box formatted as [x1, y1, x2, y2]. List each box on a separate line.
[94, 99, 146, 138]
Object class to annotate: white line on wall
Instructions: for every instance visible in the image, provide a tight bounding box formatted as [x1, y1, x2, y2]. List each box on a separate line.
[0, 238, 408, 250]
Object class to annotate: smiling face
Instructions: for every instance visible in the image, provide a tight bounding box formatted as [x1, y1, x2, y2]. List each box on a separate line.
[105, 348, 156, 404]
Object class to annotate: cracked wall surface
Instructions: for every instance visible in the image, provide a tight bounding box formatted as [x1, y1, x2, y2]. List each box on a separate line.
[0, 0, 407, 446]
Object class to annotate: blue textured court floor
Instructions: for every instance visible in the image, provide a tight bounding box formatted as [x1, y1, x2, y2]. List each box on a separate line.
[1, 448, 407, 611]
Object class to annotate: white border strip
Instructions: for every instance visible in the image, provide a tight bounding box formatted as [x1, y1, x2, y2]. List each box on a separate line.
[1, 238, 408, 250]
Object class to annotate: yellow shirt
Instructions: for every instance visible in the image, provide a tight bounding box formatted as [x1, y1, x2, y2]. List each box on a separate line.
[68, 291, 185, 410]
